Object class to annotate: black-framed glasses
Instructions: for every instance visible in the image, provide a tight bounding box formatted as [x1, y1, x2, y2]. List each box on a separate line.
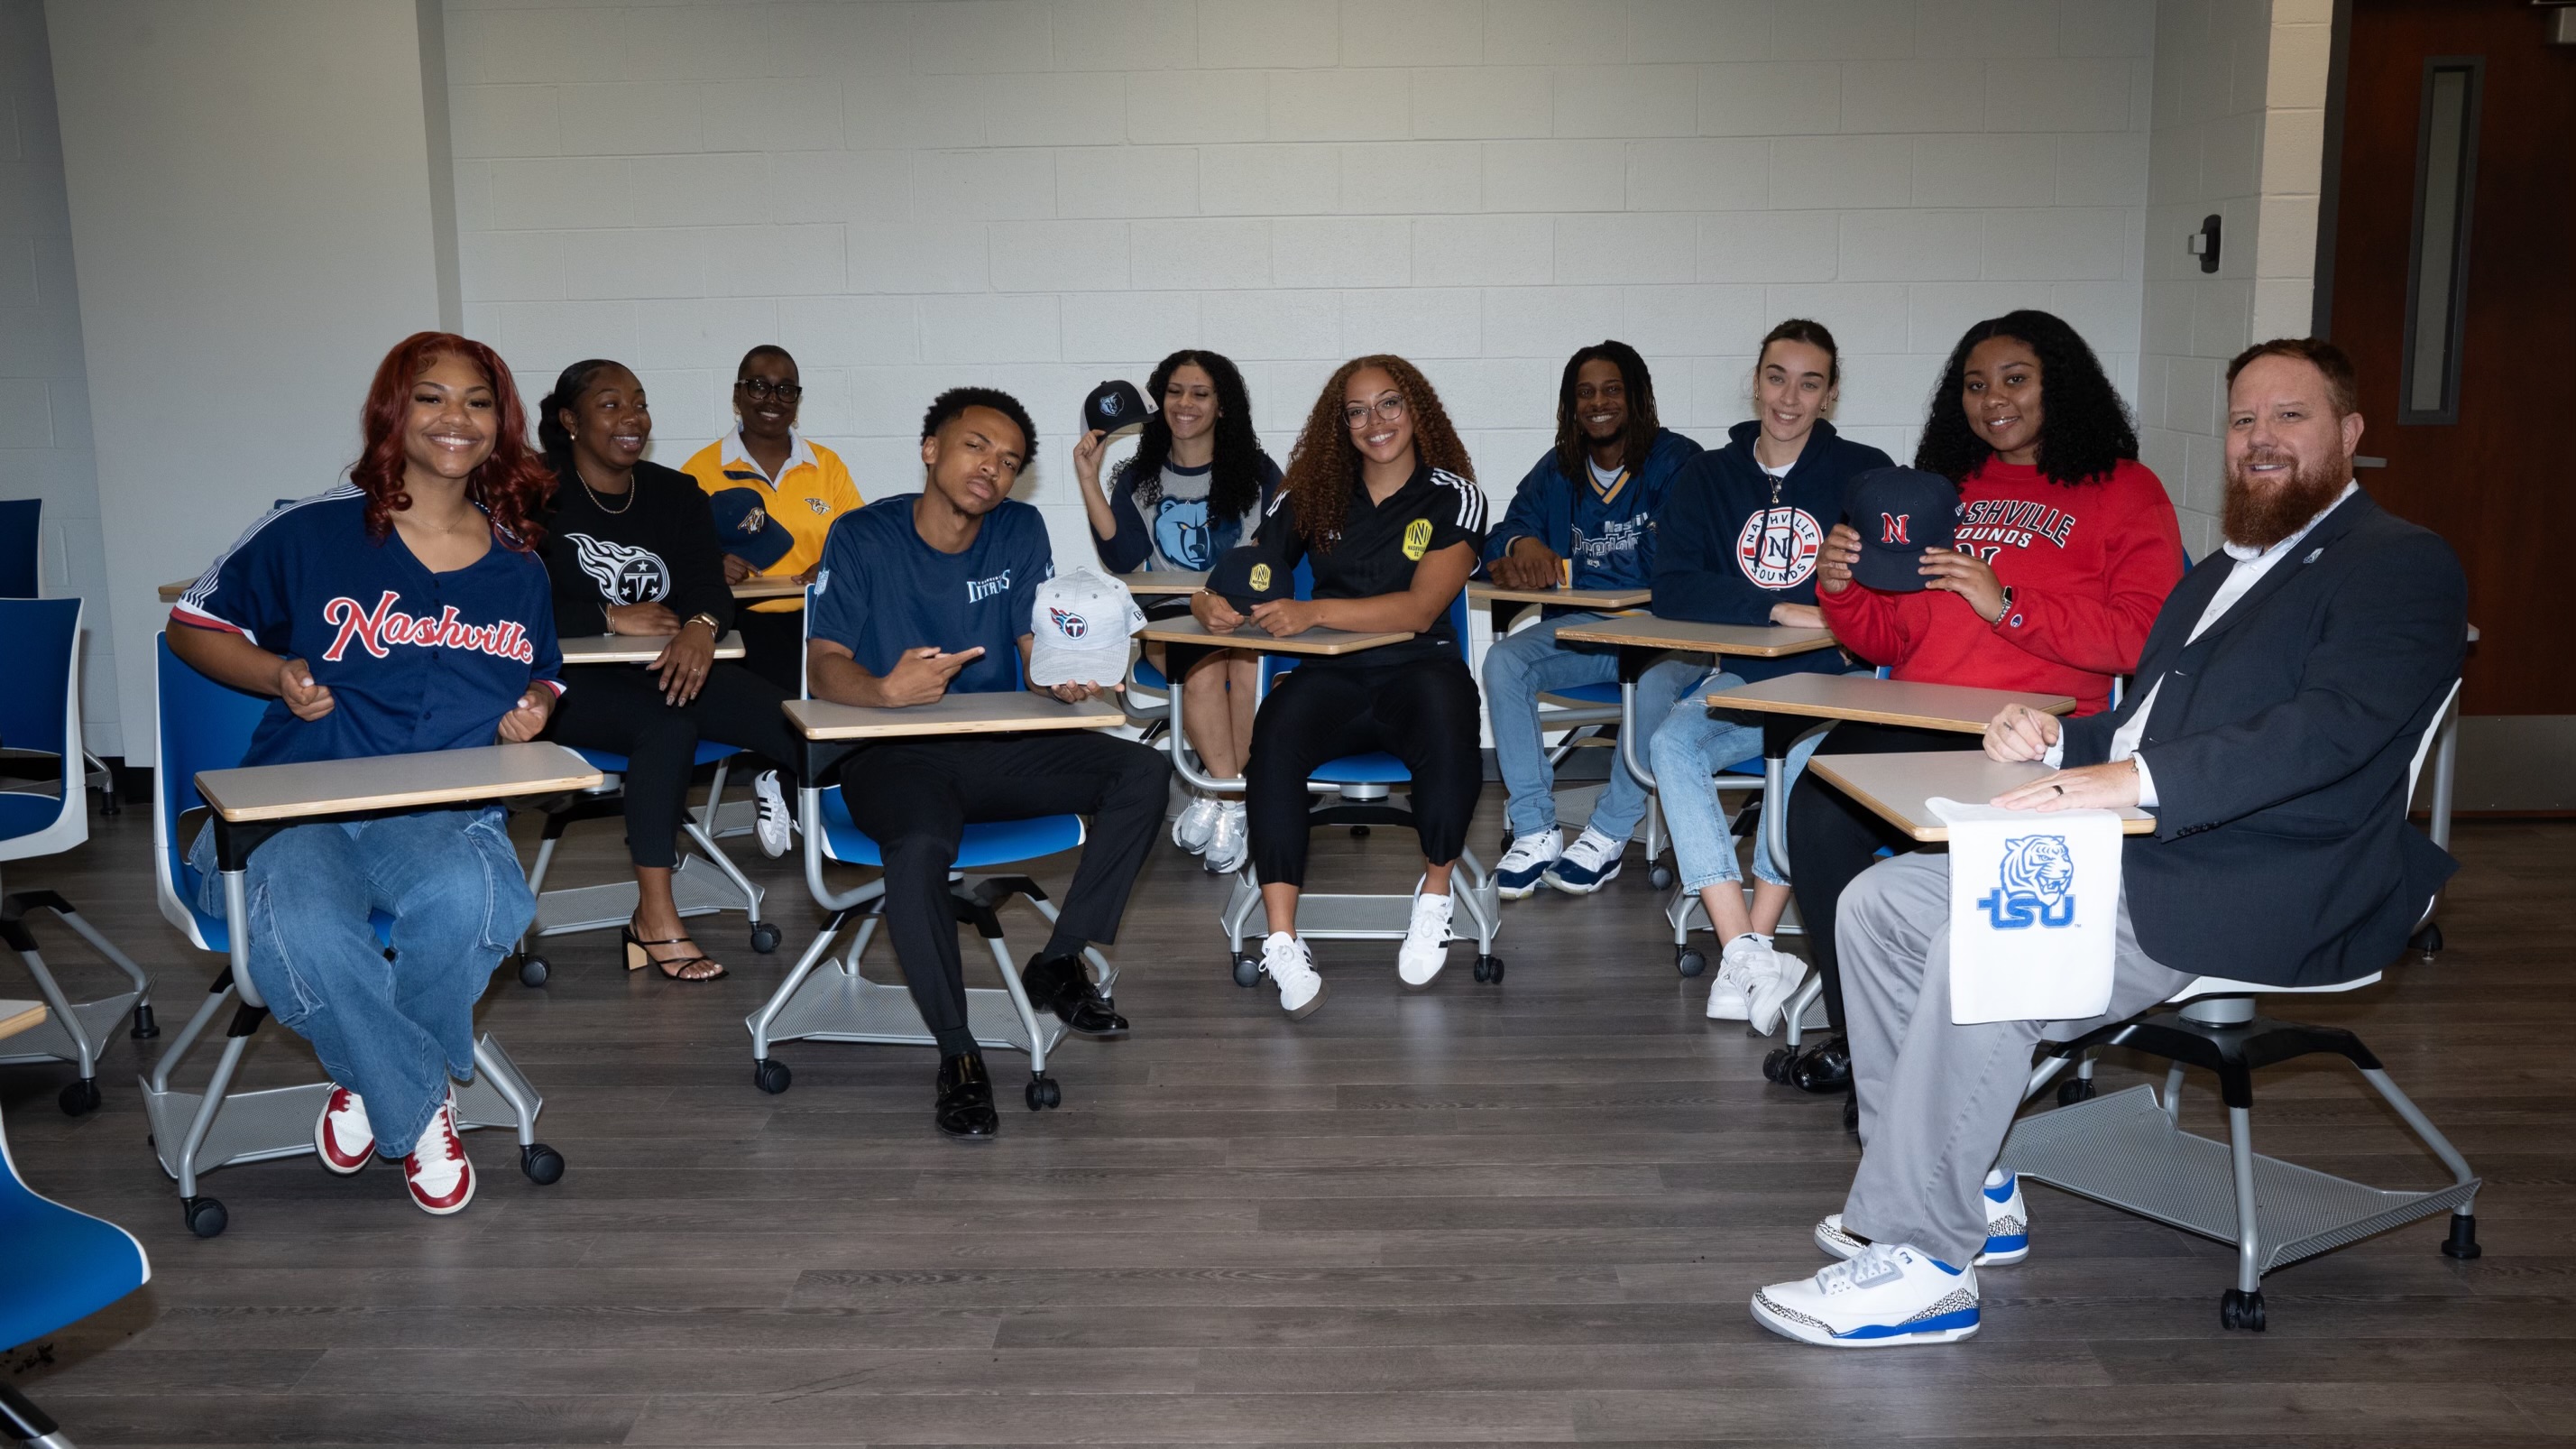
[1341, 395, 1404, 429]
[737, 379, 803, 403]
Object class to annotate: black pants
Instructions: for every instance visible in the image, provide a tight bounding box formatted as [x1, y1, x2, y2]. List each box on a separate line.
[1244, 657, 1483, 889]
[836, 732, 1170, 1057]
[547, 662, 799, 870]
[733, 606, 808, 695]
[1787, 721, 1982, 1032]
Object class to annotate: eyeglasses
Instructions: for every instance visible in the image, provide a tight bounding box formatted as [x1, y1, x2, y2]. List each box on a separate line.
[736, 379, 803, 403]
[1341, 395, 1405, 429]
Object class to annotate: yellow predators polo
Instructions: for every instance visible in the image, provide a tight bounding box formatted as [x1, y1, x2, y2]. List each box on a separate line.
[682, 429, 863, 613]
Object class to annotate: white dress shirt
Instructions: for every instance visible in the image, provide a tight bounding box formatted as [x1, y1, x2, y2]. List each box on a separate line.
[2047, 481, 2359, 806]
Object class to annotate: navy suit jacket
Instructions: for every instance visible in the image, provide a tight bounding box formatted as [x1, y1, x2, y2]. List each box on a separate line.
[2060, 490, 2464, 986]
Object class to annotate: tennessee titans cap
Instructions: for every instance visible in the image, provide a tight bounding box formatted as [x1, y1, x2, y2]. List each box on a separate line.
[1082, 379, 1151, 441]
[1843, 466, 1957, 593]
[707, 486, 795, 570]
[1205, 545, 1291, 614]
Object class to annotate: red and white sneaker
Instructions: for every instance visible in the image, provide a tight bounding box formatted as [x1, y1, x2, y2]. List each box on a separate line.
[401, 1094, 475, 1216]
[315, 1084, 374, 1175]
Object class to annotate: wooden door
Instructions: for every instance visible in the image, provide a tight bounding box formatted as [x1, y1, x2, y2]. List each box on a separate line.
[2323, 0, 2575, 716]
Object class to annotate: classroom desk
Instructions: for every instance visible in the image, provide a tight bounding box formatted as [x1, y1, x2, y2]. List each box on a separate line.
[1467, 580, 1652, 633]
[1804, 752, 2156, 842]
[158, 577, 193, 603]
[1124, 569, 1208, 597]
[148, 743, 599, 1232]
[557, 631, 746, 665]
[729, 575, 808, 601]
[0, 999, 44, 1041]
[747, 689, 1127, 1103]
[1136, 615, 1415, 656]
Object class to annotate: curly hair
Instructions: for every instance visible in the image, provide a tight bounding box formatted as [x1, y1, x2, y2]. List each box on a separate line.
[1279, 355, 1474, 554]
[352, 332, 552, 550]
[1552, 340, 1661, 482]
[1914, 309, 2138, 487]
[1117, 349, 1269, 523]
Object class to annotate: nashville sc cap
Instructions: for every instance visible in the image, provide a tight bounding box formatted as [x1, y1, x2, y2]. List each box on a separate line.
[1842, 466, 1958, 593]
[1205, 544, 1291, 614]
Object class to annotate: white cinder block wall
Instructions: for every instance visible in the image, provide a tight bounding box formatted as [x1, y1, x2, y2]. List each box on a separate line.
[0, 0, 119, 752]
[442, 0, 2157, 581]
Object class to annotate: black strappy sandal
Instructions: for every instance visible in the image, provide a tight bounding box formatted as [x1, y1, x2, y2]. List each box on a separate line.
[621, 921, 730, 982]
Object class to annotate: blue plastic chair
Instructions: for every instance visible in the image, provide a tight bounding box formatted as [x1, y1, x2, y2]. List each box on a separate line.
[0, 1103, 150, 1449]
[0, 599, 156, 1119]
[744, 586, 1113, 1112]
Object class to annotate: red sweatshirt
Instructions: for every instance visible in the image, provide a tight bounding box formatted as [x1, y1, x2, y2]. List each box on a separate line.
[1818, 457, 2184, 715]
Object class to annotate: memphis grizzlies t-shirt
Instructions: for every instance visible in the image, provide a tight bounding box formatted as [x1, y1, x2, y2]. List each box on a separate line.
[807, 494, 1054, 697]
[171, 485, 566, 769]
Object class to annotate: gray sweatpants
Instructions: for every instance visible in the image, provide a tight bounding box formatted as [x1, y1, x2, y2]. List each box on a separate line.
[1837, 851, 2193, 1267]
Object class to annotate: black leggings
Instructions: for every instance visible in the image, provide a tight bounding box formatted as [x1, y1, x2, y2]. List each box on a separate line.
[1244, 657, 1483, 890]
[732, 606, 808, 695]
[836, 732, 1170, 1057]
[1786, 721, 1981, 1032]
[546, 662, 799, 870]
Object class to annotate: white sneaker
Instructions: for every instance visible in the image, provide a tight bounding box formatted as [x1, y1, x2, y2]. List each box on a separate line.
[1746, 945, 1805, 1036]
[1171, 794, 1220, 854]
[315, 1084, 374, 1175]
[1262, 931, 1326, 1019]
[1751, 1241, 1980, 1347]
[1541, 826, 1624, 894]
[1398, 887, 1453, 989]
[753, 770, 794, 858]
[1816, 1171, 2030, 1268]
[1494, 829, 1560, 900]
[400, 1093, 475, 1216]
[1705, 933, 1774, 1020]
[1202, 802, 1248, 875]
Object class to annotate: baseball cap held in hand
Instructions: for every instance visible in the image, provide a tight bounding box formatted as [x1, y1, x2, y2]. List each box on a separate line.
[1843, 466, 1958, 593]
[1082, 379, 1151, 441]
[1029, 567, 1145, 688]
[1205, 545, 1292, 614]
[708, 487, 796, 570]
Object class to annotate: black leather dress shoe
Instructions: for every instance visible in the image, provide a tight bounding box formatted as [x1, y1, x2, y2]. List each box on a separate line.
[1788, 1036, 1853, 1094]
[1022, 953, 1129, 1038]
[934, 1052, 998, 1140]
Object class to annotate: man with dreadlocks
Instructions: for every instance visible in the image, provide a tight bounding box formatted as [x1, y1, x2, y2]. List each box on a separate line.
[1480, 341, 1701, 900]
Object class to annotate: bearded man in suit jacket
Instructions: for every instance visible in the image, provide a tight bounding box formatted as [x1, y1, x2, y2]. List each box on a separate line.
[1749, 337, 2468, 1348]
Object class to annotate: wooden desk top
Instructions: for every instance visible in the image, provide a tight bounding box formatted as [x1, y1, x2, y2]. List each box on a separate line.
[1124, 570, 1208, 596]
[0, 999, 45, 1041]
[559, 632, 746, 665]
[786, 692, 1126, 740]
[160, 577, 197, 604]
[1467, 582, 1652, 610]
[1807, 752, 2155, 842]
[195, 743, 603, 824]
[731, 576, 808, 601]
[1136, 615, 1412, 656]
[1557, 617, 1837, 658]
[1709, 672, 2075, 734]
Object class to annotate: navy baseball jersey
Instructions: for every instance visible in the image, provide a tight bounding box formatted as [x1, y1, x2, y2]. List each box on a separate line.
[807, 494, 1054, 697]
[171, 485, 566, 769]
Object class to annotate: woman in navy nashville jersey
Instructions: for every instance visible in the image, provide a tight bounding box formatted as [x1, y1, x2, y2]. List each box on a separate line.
[1191, 355, 1486, 1017]
[168, 332, 562, 1217]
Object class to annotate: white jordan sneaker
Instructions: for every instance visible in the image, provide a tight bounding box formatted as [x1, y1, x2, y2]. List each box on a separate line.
[1752, 1241, 1980, 1348]
[1816, 1170, 2030, 1268]
[1494, 829, 1559, 900]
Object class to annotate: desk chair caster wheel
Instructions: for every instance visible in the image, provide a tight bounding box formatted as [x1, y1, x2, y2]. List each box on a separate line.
[1231, 955, 1262, 988]
[1026, 1075, 1062, 1112]
[1675, 946, 1706, 979]
[2411, 922, 2443, 959]
[753, 1057, 792, 1094]
[1649, 863, 1675, 891]
[58, 1078, 100, 1117]
[520, 1143, 566, 1185]
[1762, 1045, 1796, 1084]
[515, 954, 550, 988]
[130, 1003, 160, 1039]
[1472, 955, 1505, 983]
[2056, 1077, 2097, 1105]
[2219, 1287, 2266, 1332]
[183, 1195, 227, 1239]
[750, 922, 783, 955]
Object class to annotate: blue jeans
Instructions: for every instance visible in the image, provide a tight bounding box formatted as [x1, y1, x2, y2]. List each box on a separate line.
[1484, 614, 1699, 842]
[189, 808, 533, 1158]
[1649, 669, 1830, 892]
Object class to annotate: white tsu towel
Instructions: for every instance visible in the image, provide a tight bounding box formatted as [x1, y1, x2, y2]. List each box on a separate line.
[1928, 798, 2126, 1025]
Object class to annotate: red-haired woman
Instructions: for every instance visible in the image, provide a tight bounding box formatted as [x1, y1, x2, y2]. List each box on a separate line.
[1191, 355, 1486, 1018]
[169, 332, 563, 1218]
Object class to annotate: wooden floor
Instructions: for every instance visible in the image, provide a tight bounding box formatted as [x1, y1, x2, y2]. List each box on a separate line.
[5, 790, 2573, 1446]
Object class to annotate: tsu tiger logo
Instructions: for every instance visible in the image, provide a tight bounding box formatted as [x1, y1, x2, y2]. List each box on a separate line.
[1048, 607, 1089, 640]
[1975, 835, 2076, 929]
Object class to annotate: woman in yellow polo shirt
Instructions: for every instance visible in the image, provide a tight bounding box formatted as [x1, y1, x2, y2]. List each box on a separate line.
[682, 345, 862, 693]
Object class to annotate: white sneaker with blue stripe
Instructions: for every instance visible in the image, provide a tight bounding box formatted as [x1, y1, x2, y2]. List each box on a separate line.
[1813, 1170, 2030, 1268]
[1541, 826, 1624, 894]
[1751, 1241, 1980, 1347]
[1494, 829, 1559, 899]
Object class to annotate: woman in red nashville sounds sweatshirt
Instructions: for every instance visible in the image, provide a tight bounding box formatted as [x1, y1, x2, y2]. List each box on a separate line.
[1775, 309, 2184, 1117]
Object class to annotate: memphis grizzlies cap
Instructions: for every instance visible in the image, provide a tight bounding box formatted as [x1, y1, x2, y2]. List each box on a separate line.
[1205, 544, 1291, 614]
[1082, 379, 1151, 441]
[707, 486, 795, 570]
[1029, 566, 1145, 688]
[1843, 466, 1958, 593]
